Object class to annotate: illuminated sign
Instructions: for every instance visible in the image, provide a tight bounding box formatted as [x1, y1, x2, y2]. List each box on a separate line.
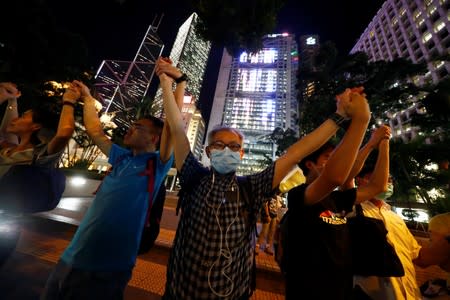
[306, 37, 316, 45]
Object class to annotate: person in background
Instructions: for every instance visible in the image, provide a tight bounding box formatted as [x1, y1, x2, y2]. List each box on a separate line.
[415, 212, 450, 299]
[0, 81, 78, 175]
[353, 146, 424, 299]
[255, 192, 283, 255]
[41, 72, 183, 299]
[0, 81, 78, 267]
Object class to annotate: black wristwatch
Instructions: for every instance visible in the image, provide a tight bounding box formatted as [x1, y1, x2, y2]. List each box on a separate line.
[329, 112, 348, 128]
[175, 73, 188, 83]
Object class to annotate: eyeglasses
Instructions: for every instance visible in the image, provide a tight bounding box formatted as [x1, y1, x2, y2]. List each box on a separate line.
[209, 141, 242, 152]
[130, 122, 155, 134]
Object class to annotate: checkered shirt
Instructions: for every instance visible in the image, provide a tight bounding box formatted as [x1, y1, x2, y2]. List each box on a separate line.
[164, 152, 274, 300]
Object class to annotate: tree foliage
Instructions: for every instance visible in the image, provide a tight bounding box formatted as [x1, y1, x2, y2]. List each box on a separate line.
[295, 41, 449, 215]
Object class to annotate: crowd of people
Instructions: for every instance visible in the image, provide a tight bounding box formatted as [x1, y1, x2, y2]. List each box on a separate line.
[0, 56, 448, 300]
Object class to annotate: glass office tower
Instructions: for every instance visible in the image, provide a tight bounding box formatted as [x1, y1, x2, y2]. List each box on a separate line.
[206, 33, 299, 175]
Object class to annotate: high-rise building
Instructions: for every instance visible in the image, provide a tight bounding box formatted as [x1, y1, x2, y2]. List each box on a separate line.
[205, 33, 299, 175]
[94, 16, 164, 129]
[152, 13, 211, 116]
[181, 95, 206, 160]
[351, 0, 449, 84]
[350, 0, 450, 142]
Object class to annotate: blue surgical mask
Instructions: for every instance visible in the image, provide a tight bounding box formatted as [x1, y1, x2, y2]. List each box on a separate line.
[377, 182, 394, 200]
[210, 148, 241, 174]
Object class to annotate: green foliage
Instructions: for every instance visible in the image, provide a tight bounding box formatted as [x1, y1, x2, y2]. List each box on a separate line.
[192, 0, 287, 55]
[265, 127, 298, 156]
[295, 41, 449, 214]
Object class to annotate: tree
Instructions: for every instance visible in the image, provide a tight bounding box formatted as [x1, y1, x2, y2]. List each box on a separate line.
[192, 0, 287, 55]
[294, 41, 449, 215]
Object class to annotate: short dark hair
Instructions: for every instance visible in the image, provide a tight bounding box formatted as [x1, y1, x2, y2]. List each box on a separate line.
[140, 115, 164, 134]
[298, 141, 335, 176]
[356, 151, 378, 179]
[30, 107, 60, 145]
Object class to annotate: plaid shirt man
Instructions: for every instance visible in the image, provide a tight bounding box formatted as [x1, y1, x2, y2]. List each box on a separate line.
[164, 152, 274, 300]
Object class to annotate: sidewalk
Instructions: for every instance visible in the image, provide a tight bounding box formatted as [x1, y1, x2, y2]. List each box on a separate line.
[35, 195, 282, 275]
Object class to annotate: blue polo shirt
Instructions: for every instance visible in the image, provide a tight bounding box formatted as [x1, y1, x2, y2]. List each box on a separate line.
[61, 144, 173, 271]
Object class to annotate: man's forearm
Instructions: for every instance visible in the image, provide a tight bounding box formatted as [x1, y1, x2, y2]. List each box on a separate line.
[83, 96, 103, 135]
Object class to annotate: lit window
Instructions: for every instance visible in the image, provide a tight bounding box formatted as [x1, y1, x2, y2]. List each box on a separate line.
[434, 21, 445, 32]
[422, 32, 432, 43]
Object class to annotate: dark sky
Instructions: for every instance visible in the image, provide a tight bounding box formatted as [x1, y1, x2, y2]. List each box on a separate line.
[49, 0, 385, 124]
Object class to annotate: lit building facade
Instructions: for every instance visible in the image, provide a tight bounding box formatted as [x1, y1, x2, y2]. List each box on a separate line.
[351, 0, 450, 142]
[181, 95, 206, 160]
[205, 33, 299, 175]
[351, 0, 449, 84]
[152, 12, 211, 116]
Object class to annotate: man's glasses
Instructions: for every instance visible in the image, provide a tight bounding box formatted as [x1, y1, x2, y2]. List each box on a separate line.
[130, 122, 155, 134]
[209, 141, 241, 152]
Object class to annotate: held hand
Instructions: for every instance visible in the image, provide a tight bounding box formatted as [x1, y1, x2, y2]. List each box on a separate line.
[368, 125, 391, 148]
[344, 92, 371, 122]
[156, 57, 183, 80]
[62, 81, 81, 103]
[335, 87, 364, 118]
[0, 82, 21, 103]
[72, 80, 93, 102]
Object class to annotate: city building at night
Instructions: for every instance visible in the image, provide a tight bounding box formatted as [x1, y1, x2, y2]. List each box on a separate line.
[204, 33, 299, 175]
[152, 12, 211, 117]
[351, 0, 450, 142]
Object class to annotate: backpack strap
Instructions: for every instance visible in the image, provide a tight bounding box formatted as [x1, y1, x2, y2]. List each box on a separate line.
[140, 156, 156, 227]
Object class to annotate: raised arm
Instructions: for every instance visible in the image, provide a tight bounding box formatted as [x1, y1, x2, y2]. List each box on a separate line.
[156, 58, 191, 170]
[0, 82, 21, 145]
[157, 58, 185, 163]
[75, 80, 112, 156]
[341, 125, 391, 190]
[47, 81, 79, 154]
[354, 138, 390, 203]
[304, 90, 371, 205]
[272, 87, 363, 189]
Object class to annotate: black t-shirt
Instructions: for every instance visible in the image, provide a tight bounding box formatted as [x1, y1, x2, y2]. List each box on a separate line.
[285, 184, 356, 300]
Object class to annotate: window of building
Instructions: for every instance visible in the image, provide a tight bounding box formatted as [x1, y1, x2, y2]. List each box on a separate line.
[422, 32, 433, 43]
[427, 6, 437, 16]
[434, 20, 445, 33]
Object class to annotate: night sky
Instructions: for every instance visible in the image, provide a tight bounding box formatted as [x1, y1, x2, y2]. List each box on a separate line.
[47, 0, 386, 124]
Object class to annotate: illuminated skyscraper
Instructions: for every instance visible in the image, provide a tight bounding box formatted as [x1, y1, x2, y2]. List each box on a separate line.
[152, 13, 211, 116]
[205, 33, 299, 175]
[94, 16, 164, 129]
[181, 95, 206, 160]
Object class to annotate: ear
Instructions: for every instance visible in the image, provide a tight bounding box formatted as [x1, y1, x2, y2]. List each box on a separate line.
[304, 161, 314, 172]
[151, 135, 160, 145]
[205, 146, 211, 158]
[31, 123, 42, 132]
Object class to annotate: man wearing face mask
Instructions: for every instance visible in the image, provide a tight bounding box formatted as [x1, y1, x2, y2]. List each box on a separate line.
[353, 127, 424, 300]
[156, 56, 372, 299]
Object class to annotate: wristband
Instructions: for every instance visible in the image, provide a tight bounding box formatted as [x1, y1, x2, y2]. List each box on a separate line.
[329, 112, 348, 128]
[63, 101, 76, 108]
[175, 73, 188, 83]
